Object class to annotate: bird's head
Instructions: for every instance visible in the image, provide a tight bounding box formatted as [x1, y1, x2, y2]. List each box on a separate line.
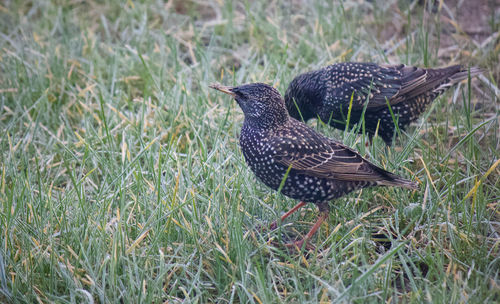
[284, 71, 323, 122]
[210, 82, 288, 129]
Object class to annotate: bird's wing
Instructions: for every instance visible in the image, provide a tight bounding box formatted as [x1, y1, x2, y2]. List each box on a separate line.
[392, 64, 463, 99]
[323, 63, 430, 110]
[269, 124, 385, 181]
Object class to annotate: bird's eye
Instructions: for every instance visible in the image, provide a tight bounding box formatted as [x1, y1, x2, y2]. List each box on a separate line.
[234, 91, 246, 98]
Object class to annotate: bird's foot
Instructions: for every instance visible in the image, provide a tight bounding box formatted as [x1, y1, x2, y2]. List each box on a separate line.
[283, 239, 315, 252]
[257, 219, 284, 232]
[256, 221, 276, 233]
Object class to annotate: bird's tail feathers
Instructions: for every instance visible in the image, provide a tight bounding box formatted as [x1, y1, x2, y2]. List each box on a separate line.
[431, 66, 483, 95]
[448, 67, 484, 84]
[376, 170, 418, 190]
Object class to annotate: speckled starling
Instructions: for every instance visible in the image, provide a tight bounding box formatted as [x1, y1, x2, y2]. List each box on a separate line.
[210, 82, 417, 249]
[285, 63, 482, 144]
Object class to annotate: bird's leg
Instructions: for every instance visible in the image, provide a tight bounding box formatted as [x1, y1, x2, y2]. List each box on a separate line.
[269, 201, 307, 230]
[285, 210, 329, 251]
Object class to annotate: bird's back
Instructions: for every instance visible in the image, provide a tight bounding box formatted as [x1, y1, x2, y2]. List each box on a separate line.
[239, 117, 416, 204]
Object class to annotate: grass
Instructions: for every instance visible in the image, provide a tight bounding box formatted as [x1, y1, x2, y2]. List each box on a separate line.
[0, 0, 499, 303]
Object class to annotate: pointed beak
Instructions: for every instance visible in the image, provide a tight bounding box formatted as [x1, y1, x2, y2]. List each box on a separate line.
[209, 83, 236, 97]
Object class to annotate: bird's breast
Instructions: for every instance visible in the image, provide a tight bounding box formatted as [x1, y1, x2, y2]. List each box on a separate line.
[239, 130, 286, 190]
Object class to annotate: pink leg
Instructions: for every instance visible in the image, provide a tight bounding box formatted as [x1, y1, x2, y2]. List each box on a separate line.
[269, 201, 307, 230]
[285, 211, 329, 250]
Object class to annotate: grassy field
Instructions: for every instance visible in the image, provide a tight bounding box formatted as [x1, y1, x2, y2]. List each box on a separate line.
[1, 0, 499, 303]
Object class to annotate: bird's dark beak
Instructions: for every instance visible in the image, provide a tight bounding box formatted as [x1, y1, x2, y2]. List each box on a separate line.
[209, 83, 236, 97]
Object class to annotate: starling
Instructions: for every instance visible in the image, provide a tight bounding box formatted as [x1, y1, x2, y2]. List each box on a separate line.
[210, 82, 417, 249]
[285, 63, 483, 144]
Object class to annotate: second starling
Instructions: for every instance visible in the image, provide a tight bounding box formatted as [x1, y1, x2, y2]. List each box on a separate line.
[285, 63, 482, 144]
[210, 82, 417, 249]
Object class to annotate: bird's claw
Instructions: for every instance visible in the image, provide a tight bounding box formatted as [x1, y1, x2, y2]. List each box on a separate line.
[283, 239, 315, 252]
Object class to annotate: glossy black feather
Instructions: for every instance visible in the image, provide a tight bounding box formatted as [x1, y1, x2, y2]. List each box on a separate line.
[285, 62, 482, 144]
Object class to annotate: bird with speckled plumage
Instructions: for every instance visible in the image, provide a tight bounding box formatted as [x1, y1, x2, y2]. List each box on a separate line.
[210, 82, 417, 249]
[285, 62, 483, 144]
